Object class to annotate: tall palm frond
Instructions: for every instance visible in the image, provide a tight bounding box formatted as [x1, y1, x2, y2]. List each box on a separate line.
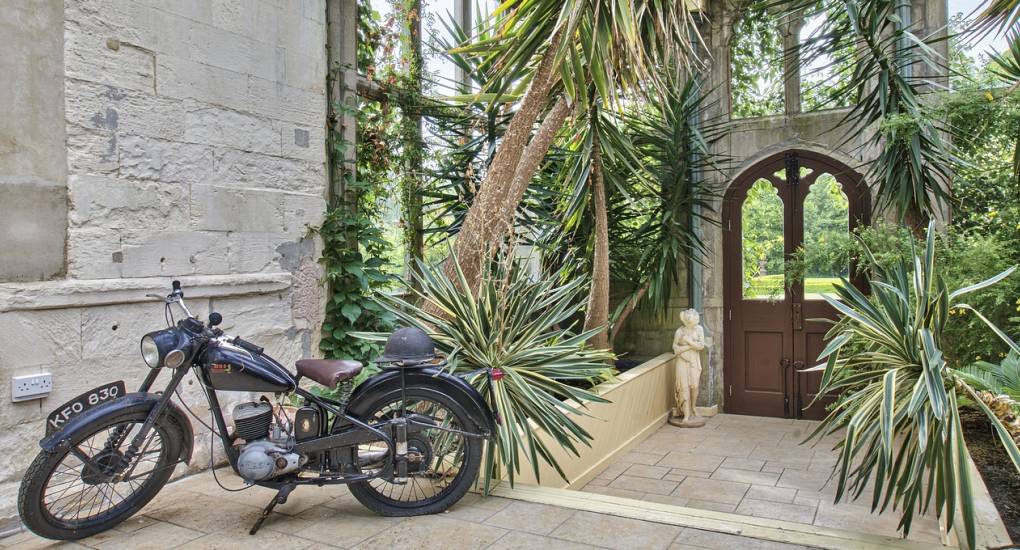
[617, 77, 727, 323]
[456, 0, 704, 108]
[775, 0, 957, 224]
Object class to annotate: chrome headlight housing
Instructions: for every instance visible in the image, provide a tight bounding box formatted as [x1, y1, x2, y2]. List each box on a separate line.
[140, 328, 194, 369]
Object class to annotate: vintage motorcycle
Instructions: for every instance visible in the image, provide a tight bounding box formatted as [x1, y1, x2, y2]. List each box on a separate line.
[18, 281, 495, 540]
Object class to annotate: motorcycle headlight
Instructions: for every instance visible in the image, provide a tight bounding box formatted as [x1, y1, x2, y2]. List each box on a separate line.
[140, 335, 160, 367]
[140, 328, 194, 369]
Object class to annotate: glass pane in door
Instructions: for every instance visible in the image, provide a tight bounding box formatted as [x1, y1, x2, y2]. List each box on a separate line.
[742, 179, 785, 301]
[802, 174, 850, 299]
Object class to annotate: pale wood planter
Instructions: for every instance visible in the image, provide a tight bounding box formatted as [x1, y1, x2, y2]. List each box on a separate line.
[513, 353, 676, 489]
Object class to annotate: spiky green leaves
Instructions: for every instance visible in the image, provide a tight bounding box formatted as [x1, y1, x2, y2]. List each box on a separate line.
[358, 250, 615, 491]
[807, 221, 1020, 548]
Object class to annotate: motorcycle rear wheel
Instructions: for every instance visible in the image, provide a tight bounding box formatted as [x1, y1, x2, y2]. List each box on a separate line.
[18, 410, 181, 540]
[347, 386, 482, 516]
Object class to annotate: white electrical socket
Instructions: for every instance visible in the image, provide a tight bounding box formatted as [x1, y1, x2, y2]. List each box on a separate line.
[12, 373, 53, 402]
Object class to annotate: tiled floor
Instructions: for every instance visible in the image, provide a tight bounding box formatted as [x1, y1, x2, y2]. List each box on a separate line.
[2, 468, 818, 550]
[580, 414, 946, 545]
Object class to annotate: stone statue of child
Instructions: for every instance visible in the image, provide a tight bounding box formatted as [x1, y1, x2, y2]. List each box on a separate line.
[671, 308, 706, 427]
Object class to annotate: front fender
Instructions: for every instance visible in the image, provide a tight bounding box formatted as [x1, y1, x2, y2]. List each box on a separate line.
[347, 367, 496, 438]
[40, 392, 195, 464]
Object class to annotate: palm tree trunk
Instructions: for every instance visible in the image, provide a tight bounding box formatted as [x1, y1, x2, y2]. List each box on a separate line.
[584, 105, 611, 352]
[610, 281, 649, 345]
[495, 97, 571, 234]
[443, 29, 565, 291]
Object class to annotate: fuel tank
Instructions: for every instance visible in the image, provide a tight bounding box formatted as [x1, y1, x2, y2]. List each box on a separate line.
[199, 342, 296, 393]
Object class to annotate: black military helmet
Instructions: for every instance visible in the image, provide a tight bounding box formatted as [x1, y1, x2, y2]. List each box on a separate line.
[376, 327, 436, 364]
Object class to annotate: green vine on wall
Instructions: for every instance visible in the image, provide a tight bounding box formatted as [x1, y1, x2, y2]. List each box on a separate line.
[316, 2, 402, 365]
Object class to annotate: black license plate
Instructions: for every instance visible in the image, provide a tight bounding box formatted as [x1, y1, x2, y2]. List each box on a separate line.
[46, 381, 126, 436]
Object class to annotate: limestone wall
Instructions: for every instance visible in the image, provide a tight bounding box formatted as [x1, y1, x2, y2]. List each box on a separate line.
[0, 0, 329, 524]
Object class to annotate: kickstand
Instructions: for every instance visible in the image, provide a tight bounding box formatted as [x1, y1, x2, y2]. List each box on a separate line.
[249, 483, 295, 535]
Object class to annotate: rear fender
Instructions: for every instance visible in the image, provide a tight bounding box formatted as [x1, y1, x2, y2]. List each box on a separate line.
[346, 367, 496, 438]
[40, 392, 195, 464]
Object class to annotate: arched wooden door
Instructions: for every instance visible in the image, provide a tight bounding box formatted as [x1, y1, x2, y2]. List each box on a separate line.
[723, 150, 869, 420]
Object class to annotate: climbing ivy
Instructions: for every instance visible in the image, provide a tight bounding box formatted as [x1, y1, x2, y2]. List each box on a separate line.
[316, 2, 401, 365]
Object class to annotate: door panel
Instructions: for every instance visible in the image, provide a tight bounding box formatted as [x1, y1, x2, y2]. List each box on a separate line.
[724, 151, 868, 419]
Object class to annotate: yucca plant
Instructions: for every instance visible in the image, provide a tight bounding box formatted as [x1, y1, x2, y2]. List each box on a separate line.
[356, 250, 615, 492]
[806, 222, 1020, 548]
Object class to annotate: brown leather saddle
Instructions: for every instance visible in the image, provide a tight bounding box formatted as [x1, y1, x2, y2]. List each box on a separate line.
[295, 359, 363, 389]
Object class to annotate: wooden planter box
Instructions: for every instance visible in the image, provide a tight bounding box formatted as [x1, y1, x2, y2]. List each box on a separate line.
[513, 353, 676, 489]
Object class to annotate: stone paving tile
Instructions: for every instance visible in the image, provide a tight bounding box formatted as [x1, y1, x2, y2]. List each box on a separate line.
[0, 530, 89, 550]
[274, 502, 404, 547]
[550, 510, 683, 550]
[744, 485, 798, 504]
[811, 502, 943, 544]
[641, 493, 691, 507]
[710, 467, 781, 486]
[623, 463, 670, 479]
[487, 530, 595, 550]
[608, 475, 679, 495]
[621, 450, 668, 465]
[177, 528, 317, 550]
[775, 469, 832, 492]
[574, 415, 948, 547]
[684, 499, 738, 513]
[668, 468, 711, 479]
[672, 477, 749, 505]
[441, 493, 513, 523]
[144, 491, 263, 534]
[594, 461, 631, 480]
[88, 520, 205, 550]
[692, 439, 754, 458]
[674, 528, 818, 550]
[582, 485, 647, 500]
[656, 452, 723, 472]
[584, 476, 612, 488]
[483, 501, 576, 536]
[354, 514, 508, 549]
[719, 457, 765, 471]
[735, 498, 817, 524]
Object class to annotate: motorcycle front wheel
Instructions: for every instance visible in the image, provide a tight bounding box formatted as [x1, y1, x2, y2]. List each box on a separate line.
[347, 387, 482, 516]
[18, 409, 182, 540]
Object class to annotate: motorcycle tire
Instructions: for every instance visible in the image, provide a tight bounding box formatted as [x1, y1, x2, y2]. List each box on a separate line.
[347, 385, 483, 517]
[18, 409, 182, 540]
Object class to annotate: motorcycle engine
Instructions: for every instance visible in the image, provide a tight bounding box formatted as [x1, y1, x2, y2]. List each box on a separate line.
[232, 402, 306, 482]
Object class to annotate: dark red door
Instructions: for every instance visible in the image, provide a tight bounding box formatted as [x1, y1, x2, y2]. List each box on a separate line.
[723, 151, 868, 419]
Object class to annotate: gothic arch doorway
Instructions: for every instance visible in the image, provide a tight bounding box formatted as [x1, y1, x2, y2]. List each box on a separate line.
[722, 150, 869, 419]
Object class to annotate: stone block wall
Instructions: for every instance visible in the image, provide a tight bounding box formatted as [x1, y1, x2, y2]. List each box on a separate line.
[0, 0, 329, 525]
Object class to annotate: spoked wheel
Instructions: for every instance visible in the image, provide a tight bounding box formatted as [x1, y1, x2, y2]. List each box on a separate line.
[347, 388, 482, 516]
[19, 410, 182, 540]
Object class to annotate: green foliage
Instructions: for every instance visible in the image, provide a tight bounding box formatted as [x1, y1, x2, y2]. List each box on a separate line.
[457, 0, 701, 109]
[789, 221, 1020, 364]
[730, 4, 784, 118]
[357, 250, 615, 491]
[777, 0, 957, 224]
[741, 180, 785, 297]
[959, 351, 1020, 402]
[619, 77, 725, 318]
[801, 176, 851, 280]
[316, 4, 400, 367]
[807, 222, 1020, 548]
[533, 75, 724, 335]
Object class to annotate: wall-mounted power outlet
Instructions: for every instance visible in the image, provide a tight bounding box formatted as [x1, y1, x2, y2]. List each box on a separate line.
[12, 373, 53, 402]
